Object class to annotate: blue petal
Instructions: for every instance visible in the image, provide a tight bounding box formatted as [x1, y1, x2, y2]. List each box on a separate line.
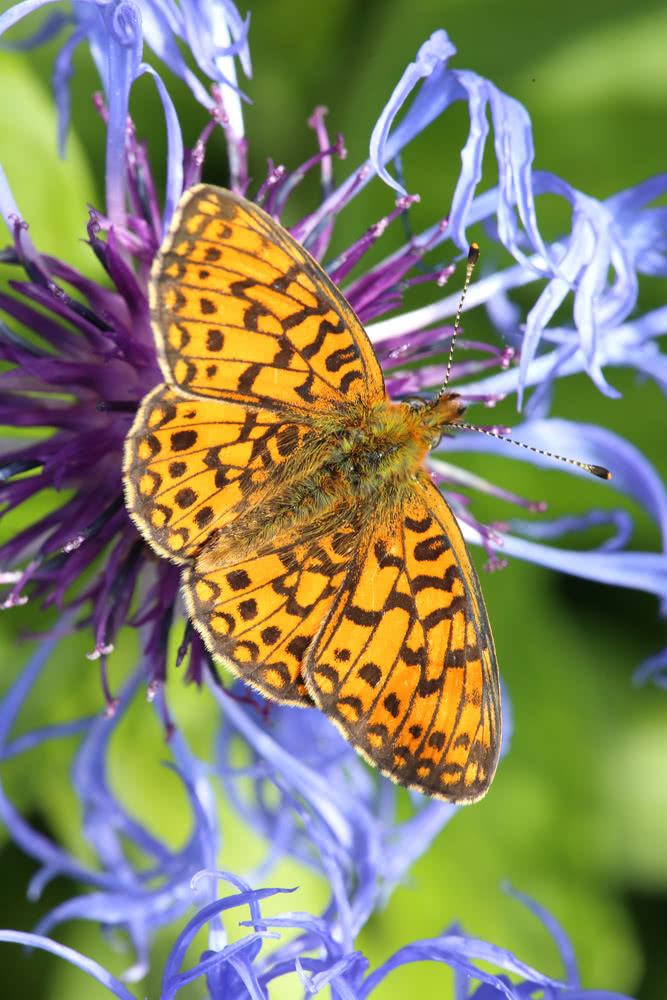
[177, 0, 251, 138]
[208, 677, 462, 937]
[52, 23, 87, 155]
[98, 1, 144, 223]
[633, 643, 667, 690]
[509, 509, 635, 552]
[129, 0, 213, 107]
[503, 419, 667, 554]
[431, 419, 667, 607]
[359, 931, 567, 999]
[448, 75, 547, 269]
[0, 633, 106, 891]
[161, 885, 293, 992]
[136, 62, 184, 233]
[369, 30, 457, 194]
[514, 170, 639, 403]
[441, 417, 667, 549]
[502, 885, 580, 987]
[364, 36, 660, 407]
[0, 931, 136, 999]
[0, 0, 251, 221]
[484, 533, 666, 604]
[0, 160, 38, 257]
[606, 173, 667, 277]
[2, 6, 69, 47]
[0, 0, 64, 36]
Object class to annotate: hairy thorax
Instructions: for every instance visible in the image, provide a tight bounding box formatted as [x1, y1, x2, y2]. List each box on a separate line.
[198, 392, 466, 570]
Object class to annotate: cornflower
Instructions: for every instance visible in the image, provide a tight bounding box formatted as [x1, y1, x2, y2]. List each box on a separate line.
[0, 2, 663, 996]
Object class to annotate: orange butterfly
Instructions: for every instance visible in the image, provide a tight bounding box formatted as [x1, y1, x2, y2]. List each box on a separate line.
[123, 185, 500, 802]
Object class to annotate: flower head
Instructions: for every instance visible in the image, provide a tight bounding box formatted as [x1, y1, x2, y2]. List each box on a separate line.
[0, 2, 663, 996]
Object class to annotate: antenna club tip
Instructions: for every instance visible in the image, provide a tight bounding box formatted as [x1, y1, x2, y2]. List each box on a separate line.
[468, 243, 479, 264]
[589, 465, 611, 480]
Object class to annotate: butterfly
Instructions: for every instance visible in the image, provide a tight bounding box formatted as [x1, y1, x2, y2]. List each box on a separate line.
[123, 184, 501, 802]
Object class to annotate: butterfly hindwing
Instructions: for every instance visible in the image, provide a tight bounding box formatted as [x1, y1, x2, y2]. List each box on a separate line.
[183, 530, 353, 705]
[149, 185, 386, 413]
[303, 478, 500, 802]
[123, 384, 314, 561]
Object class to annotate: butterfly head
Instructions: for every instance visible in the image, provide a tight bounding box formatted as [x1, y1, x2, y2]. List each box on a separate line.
[420, 391, 467, 440]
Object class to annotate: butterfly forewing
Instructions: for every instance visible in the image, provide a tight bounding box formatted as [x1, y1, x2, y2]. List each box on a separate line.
[150, 185, 386, 412]
[304, 480, 500, 802]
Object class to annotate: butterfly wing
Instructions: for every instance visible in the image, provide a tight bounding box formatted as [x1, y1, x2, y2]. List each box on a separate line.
[149, 184, 386, 412]
[183, 529, 353, 705]
[123, 384, 316, 562]
[303, 477, 500, 801]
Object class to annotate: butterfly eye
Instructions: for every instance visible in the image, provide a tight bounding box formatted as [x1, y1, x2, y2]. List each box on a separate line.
[404, 396, 428, 411]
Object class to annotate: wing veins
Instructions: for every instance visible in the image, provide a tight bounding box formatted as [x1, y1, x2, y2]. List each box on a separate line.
[390, 515, 445, 753]
[206, 208, 382, 396]
[315, 527, 409, 724]
[164, 266, 325, 312]
[232, 549, 333, 645]
[163, 311, 369, 400]
[175, 352, 311, 373]
[162, 187, 386, 406]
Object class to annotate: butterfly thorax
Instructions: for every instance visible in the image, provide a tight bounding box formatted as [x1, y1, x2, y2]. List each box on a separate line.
[326, 391, 466, 492]
[197, 391, 467, 571]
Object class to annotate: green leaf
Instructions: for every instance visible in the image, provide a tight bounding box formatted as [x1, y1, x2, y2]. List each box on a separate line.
[0, 53, 99, 272]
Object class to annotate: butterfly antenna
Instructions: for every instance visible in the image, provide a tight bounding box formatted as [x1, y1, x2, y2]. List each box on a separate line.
[456, 423, 611, 480]
[437, 243, 610, 481]
[438, 243, 479, 399]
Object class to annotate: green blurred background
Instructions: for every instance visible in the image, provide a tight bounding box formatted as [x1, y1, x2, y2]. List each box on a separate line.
[0, 0, 666, 997]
